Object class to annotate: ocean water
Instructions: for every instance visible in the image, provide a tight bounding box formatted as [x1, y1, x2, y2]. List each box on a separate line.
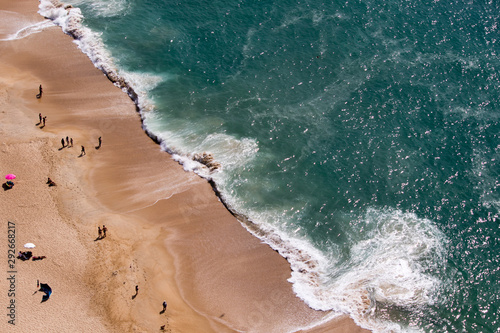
[38, 0, 500, 332]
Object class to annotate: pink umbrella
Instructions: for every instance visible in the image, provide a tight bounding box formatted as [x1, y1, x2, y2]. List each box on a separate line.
[5, 174, 16, 180]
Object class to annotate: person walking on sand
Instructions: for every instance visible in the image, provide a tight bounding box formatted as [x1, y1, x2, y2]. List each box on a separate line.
[47, 178, 56, 187]
[38, 113, 42, 124]
[37, 84, 43, 98]
[61, 138, 65, 148]
[42, 116, 46, 127]
[162, 301, 167, 312]
[102, 225, 107, 238]
[66, 136, 69, 146]
[96, 136, 102, 149]
[80, 145, 86, 156]
[98, 226, 102, 239]
[70, 138, 73, 147]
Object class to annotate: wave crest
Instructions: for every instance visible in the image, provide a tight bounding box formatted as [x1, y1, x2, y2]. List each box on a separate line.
[288, 208, 446, 332]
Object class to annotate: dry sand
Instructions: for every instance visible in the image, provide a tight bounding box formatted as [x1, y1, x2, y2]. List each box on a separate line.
[0, 0, 371, 332]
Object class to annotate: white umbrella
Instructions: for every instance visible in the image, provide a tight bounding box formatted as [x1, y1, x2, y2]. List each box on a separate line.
[24, 243, 35, 248]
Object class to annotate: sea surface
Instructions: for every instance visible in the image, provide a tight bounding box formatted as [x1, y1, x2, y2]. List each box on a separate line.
[37, 0, 500, 332]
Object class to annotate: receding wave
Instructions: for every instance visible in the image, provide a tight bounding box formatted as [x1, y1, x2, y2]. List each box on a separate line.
[0, 10, 55, 41]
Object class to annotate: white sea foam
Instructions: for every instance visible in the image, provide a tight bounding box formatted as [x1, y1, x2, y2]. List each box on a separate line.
[38, 0, 119, 78]
[118, 70, 164, 112]
[66, 0, 131, 18]
[292, 209, 445, 332]
[0, 12, 55, 41]
[155, 128, 259, 178]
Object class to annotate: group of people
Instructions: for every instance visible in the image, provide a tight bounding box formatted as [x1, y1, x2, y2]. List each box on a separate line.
[18, 251, 46, 261]
[97, 225, 108, 239]
[47, 178, 57, 187]
[36, 85, 102, 157]
[37, 113, 47, 127]
[60, 136, 74, 149]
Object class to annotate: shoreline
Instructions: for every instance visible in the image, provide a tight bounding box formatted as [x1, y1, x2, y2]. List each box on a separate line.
[0, 1, 370, 332]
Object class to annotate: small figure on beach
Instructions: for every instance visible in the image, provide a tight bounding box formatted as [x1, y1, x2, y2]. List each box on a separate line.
[42, 116, 46, 127]
[80, 145, 86, 156]
[66, 136, 69, 147]
[70, 138, 73, 147]
[47, 178, 56, 187]
[38, 113, 42, 124]
[160, 325, 165, 331]
[131, 284, 139, 300]
[36, 84, 43, 99]
[18, 251, 32, 260]
[96, 136, 102, 150]
[102, 225, 107, 238]
[98, 226, 102, 239]
[162, 301, 167, 311]
[61, 138, 65, 148]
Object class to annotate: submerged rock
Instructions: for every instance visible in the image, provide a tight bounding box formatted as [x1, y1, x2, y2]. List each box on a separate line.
[193, 152, 221, 171]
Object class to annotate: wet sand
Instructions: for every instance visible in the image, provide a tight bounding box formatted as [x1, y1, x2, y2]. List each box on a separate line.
[0, 0, 370, 332]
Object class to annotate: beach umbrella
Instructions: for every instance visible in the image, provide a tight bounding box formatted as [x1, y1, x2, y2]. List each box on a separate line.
[24, 243, 36, 249]
[5, 174, 16, 180]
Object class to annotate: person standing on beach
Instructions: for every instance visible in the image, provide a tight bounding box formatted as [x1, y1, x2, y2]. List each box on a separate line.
[66, 136, 69, 146]
[162, 301, 167, 311]
[37, 84, 43, 98]
[80, 145, 86, 156]
[61, 138, 65, 148]
[98, 226, 102, 239]
[70, 138, 73, 147]
[102, 225, 107, 238]
[96, 136, 102, 149]
[42, 116, 46, 127]
[38, 113, 42, 124]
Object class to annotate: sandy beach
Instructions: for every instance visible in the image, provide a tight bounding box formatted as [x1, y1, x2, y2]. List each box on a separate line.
[0, 1, 370, 332]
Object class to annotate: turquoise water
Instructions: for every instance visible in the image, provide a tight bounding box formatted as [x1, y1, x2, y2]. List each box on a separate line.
[41, 0, 500, 331]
